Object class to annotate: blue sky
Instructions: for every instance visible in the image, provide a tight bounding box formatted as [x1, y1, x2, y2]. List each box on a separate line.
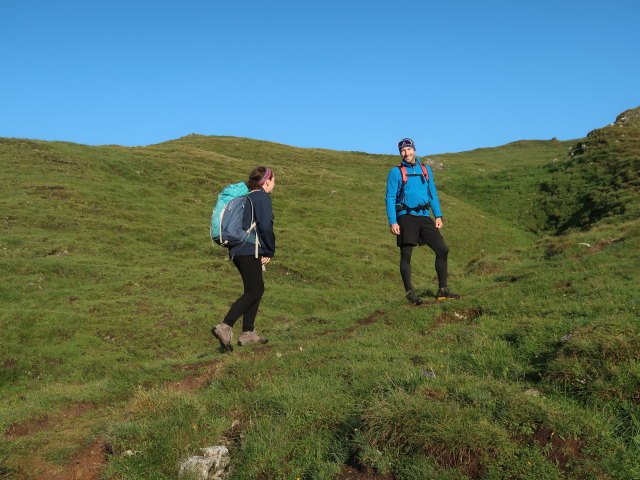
[2, 0, 639, 155]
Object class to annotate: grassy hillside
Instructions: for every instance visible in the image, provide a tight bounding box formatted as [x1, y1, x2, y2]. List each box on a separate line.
[1, 120, 638, 480]
[432, 139, 577, 233]
[537, 106, 640, 233]
[436, 106, 640, 236]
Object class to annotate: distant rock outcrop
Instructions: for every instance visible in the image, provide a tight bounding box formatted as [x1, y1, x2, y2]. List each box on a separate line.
[421, 156, 446, 170]
[613, 107, 640, 127]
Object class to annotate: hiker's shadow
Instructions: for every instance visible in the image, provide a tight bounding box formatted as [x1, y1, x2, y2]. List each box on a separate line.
[417, 289, 436, 300]
[197, 347, 232, 358]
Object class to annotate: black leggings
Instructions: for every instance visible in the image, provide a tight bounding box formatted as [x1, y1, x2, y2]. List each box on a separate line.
[223, 256, 264, 332]
[400, 241, 449, 292]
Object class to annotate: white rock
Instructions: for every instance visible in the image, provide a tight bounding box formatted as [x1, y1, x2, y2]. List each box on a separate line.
[201, 445, 230, 468]
[179, 446, 231, 480]
[178, 456, 215, 480]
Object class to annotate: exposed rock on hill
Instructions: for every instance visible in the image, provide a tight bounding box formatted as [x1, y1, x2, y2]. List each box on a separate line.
[422, 156, 446, 170]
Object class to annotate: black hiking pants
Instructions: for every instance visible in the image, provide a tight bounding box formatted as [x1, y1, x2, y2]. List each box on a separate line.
[397, 215, 449, 292]
[223, 255, 264, 332]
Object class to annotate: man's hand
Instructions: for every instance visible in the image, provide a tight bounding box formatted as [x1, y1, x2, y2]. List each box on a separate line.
[435, 217, 443, 229]
[390, 223, 400, 235]
[261, 256, 271, 265]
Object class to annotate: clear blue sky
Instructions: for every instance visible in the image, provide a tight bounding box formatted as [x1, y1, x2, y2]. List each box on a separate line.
[2, 0, 639, 155]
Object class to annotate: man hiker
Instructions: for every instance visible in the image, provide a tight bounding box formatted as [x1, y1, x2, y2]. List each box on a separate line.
[385, 138, 459, 304]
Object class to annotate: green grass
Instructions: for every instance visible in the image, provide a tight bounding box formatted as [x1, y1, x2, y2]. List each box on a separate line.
[1, 111, 639, 479]
[537, 107, 640, 233]
[431, 139, 576, 233]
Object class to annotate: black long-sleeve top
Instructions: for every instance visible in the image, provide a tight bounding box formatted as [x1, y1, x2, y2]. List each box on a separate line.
[229, 190, 275, 258]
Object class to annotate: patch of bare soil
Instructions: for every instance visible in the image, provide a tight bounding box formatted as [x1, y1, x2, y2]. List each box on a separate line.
[313, 328, 341, 338]
[433, 449, 488, 479]
[532, 426, 584, 471]
[414, 299, 441, 308]
[4, 402, 98, 438]
[52, 439, 109, 480]
[574, 237, 624, 258]
[8, 439, 109, 480]
[357, 311, 385, 326]
[4, 402, 109, 480]
[423, 389, 446, 400]
[169, 359, 224, 391]
[335, 464, 395, 480]
[588, 238, 622, 253]
[3, 358, 18, 368]
[426, 307, 487, 332]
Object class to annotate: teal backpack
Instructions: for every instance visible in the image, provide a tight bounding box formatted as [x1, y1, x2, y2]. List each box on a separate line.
[210, 182, 260, 257]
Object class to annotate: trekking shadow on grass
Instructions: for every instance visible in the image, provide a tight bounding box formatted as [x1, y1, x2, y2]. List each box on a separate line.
[418, 289, 437, 299]
[197, 346, 233, 358]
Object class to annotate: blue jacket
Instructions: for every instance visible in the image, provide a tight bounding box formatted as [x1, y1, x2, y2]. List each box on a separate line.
[385, 159, 443, 225]
[229, 190, 276, 258]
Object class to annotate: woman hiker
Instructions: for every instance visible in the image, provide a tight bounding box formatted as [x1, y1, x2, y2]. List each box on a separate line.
[212, 166, 276, 351]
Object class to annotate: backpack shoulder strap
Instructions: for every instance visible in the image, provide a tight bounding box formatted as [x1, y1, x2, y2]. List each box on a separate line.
[396, 164, 408, 183]
[245, 193, 260, 259]
[419, 163, 429, 181]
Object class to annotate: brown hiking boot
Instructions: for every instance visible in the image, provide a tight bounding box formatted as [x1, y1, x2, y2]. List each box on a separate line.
[237, 331, 268, 346]
[212, 323, 233, 351]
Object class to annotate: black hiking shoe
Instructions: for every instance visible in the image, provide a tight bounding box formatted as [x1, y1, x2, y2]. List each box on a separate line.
[406, 290, 423, 305]
[436, 288, 460, 300]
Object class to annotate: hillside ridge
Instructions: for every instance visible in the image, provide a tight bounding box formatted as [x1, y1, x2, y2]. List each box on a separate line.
[1, 108, 639, 479]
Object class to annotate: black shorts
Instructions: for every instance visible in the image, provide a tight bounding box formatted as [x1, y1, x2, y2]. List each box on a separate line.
[397, 214, 443, 247]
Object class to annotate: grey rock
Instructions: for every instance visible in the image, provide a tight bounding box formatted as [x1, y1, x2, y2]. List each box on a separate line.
[178, 456, 215, 480]
[178, 445, 231, 480]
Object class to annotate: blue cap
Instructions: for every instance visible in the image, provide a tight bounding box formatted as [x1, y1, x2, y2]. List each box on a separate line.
[398, 138, 415, 151]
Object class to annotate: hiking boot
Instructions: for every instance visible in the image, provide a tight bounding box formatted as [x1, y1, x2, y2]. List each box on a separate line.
[212, 323, 233, 351]
[436, 288, 460, 300]
[237, 331, 269, 346]
[406, 290, 423, 305]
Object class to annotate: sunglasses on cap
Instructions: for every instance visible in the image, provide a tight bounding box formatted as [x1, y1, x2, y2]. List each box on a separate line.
[398, 139, 415, 148]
